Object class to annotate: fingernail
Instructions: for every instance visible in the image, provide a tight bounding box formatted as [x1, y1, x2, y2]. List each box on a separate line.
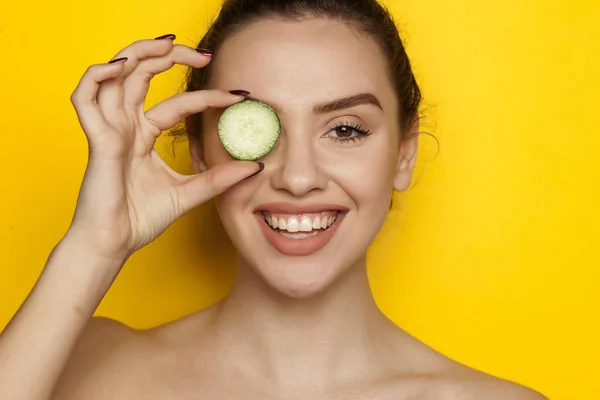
[248, 162, 265, 178]
[196, 48, 214, 56]
[108, 57, 128, 64]
[154, 33, 176, 40]
[229, 90, 251, 96]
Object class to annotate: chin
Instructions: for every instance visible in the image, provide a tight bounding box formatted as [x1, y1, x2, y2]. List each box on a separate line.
[218, 200, 385, 300]
[245, 252, 360, 300]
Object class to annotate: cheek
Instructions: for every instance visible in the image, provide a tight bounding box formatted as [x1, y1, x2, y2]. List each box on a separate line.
[330, 141, 398, 208]
[214, 181, 254, 244]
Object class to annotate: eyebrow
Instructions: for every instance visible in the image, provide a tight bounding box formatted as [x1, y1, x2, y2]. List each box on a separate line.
[313, 93, 383, 114]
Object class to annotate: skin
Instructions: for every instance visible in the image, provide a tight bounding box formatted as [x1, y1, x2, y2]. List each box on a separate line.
[0, 18, 547, 400]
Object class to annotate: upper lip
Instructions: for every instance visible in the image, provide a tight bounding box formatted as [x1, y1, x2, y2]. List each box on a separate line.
[253, 202, 349, 214]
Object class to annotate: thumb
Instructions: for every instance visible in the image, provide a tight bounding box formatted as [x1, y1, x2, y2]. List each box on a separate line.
[176, 161, 264, 214]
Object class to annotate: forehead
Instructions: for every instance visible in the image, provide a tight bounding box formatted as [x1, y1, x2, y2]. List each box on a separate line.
[209, 18, 396, 111]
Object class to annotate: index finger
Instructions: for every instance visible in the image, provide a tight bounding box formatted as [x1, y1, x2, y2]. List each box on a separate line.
[144, 89, 248, 132]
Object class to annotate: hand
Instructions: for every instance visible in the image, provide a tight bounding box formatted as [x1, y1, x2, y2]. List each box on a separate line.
[66, 36, 260, 262]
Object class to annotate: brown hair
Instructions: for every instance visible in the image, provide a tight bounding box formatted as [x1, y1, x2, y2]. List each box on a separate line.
[176, 0, 422, 141]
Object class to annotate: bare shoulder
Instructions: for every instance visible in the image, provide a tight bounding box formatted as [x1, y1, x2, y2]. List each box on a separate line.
[382, 369, 547, 400]
[415, 357, 548, 400]
[383, 370, 547, 400]
[442, 373, 548, 400]
[382, 331, 547, 400]
[50, 310, 216, 400]
[51, 317, 150, 400]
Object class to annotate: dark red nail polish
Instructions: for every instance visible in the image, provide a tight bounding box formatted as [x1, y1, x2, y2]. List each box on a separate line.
[248, 162, 265, 178]
[108, 57, 128, 64]
[196, 48, 214, 56]
[229, 90, 251, 96]
[154, 33, 176, 40]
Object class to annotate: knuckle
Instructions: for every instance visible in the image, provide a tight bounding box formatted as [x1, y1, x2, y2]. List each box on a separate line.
[118, 39, 149, 55]
[70, 86, 88, 106]
[131, 38, 171, 55]
[69, 90, 80, 105]
[206, 91, 230, 107]
[173, 100, 191, 119]
[145, 117, 161, 133]
[132, 39, 150, 47]
[202, 169, 218, 192]
[80, 64, 104, 86]
[171, 44, 192, 56]
[140, 69, 155, 82]
[172, 44, 188, 51]
[85, 63, 103, 76]
[141, 58, 174, 80]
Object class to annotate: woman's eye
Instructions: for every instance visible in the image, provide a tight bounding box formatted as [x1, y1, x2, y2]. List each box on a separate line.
[326, 124, 372, 143]
[333, 126, 356, 138]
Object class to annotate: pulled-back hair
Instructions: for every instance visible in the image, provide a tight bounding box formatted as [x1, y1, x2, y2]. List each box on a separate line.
[181, 0, 422, 140]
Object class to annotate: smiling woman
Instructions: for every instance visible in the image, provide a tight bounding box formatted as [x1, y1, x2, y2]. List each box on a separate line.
[0, 0, 551, 399]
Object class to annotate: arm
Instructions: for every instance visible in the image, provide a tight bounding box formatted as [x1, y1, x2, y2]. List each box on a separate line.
[0, 234, 126, 399]
[0, 35, 259, 400]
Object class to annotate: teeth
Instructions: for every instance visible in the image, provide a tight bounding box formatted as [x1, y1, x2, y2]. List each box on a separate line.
[287, 217, 300, 233]
[263, 212, 339, 233]
[321, 217, 328, 229]
[312, 216, 321, 230]
[282, 231, 319, 239]
[300, 216, 313, 232]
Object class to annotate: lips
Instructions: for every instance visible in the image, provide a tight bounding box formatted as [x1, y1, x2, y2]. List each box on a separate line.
[253, 203, 348, 256]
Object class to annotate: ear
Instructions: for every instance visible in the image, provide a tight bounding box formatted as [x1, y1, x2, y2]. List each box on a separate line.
[393, 116, 419, 192]
[188, 133, 208, 174]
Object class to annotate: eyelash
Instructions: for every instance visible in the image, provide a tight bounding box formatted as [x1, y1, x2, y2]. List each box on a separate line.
[327, 121, 372, 143]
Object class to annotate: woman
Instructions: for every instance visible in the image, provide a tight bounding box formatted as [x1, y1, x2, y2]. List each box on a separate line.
[0, 0, 547, 398]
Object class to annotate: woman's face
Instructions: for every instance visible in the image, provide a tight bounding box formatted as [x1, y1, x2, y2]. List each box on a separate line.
[192, 18, 418, 298]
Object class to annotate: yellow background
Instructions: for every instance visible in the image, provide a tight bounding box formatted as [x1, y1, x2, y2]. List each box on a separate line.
[1, 0, 598, 398]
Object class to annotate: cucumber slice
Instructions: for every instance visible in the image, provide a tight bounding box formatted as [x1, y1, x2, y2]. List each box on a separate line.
[217, 99, 281, 161]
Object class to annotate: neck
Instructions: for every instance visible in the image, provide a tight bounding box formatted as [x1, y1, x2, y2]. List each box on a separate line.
[211, 256, 400, 392]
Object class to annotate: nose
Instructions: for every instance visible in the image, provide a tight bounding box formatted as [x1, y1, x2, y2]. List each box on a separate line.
[270, 128, 328, 197]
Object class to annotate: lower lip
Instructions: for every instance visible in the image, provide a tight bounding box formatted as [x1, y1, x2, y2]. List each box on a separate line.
[255, 213, 346, 256]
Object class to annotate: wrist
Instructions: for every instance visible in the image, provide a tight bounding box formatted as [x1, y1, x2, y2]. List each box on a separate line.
[23, 233, 130, 322]
[48, 232, 129, 290]
[60, 227, 132, 265]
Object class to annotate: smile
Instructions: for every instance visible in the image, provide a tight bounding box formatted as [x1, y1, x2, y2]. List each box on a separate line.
[262, 211, 339, 239]
[253, 204, 348, 256]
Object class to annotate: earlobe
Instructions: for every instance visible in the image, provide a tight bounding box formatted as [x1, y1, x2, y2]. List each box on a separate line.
[393, 117, 419, 192]
[188, 134, 208, 174]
